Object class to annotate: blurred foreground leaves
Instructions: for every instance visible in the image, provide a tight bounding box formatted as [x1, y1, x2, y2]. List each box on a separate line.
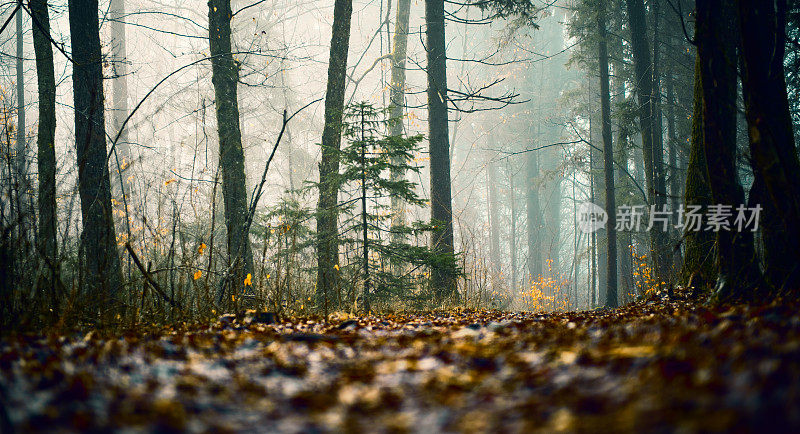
[2, 291, 800, 432]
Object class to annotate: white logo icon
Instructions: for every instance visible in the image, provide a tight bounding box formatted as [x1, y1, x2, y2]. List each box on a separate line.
[578, 202, 608, 233]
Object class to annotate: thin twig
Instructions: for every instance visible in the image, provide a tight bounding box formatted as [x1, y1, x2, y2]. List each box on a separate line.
[125, 242, 182, 310]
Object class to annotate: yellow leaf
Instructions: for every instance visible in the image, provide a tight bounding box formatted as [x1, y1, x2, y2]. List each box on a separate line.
[193, 270, 202, 280]
[608, 346, 656, 358]
[198, 243, 207, 255]
[164, 178, 176, 186]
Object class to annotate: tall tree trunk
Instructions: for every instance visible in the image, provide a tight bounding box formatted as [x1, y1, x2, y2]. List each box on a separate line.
[680, 54, 715, 292]
[316, 0, 353, 311]
[360, 108, 370, 312]
[539, 10, 565, 277]
[31, 0, 58, 305]
[651, 0, 666, 207]
[616, 136, 634, 299]
[488, 159, 501, 287]
[15, 4, 29, 233]
[590, 111, 607, 305]
[389, 0, 411, 237]
[633, 140, 645, 191]
[650, 0, 670, 273]
[696, 0, 760, 300]
[611, 35, 633, 301]
[526, 143, 541, 282]
[571, 174, 579, 309]
[543, 168, 561, 273]
[508, 164, 518, 296]
[625, 0, 669, 284]
[68, 0, 124, 318]
[15, 5, 26, 200]
[666, 53, 681, 268]
[589, 146, 597, 307]
[110, 0, 131, 195]
[425, 0, 456, 298]
[589, 142, 596, 307]
[598, 0, 618, 308]
[209, 0, 255, 302]
[736, 0, 800, 295]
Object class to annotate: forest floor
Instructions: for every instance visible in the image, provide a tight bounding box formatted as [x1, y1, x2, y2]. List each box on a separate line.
[2, 290, 800, 433]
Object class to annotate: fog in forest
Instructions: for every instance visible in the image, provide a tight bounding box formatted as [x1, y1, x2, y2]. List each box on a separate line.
[5, 0, 800, 431]
[1, 0, 672, 316]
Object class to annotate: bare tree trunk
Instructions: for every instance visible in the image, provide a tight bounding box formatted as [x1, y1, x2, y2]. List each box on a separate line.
[665, 52, 681, 269]
[488, 159, 501, 288]
[696, 0, 761, 300]
[316, 0, 352, 311]
[208, 0, 255, 302]
[14, 3, 30, 241]
[30, 0, 58, 307]
[526, 142, 541, 282]
[680, 54, 715, 292]
[538, 10, 565, 277]
[598, 0, 618, 307]
[360, 108, 370, 312]
[425, 0, 456, 298]
[68, 0, 125, 319]
[651, 0, 670, 275]
[389, 0, 410, 245]
[624, 0, 669, 284]
[508, 163, 518, 296]
[651, 0, 666, 204]
[15, 5, 26, 201]
[611, 30, 634, 301]
[590, 111, 607, 305]
[736, 0, 800, 295]
[589, 142, 596, 307]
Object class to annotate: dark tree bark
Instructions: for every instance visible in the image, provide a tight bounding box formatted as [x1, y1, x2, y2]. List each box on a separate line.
[680, 54, 715, 292]
[736, 0, 800, 295]
[624, 0, 669, 283]
[316, 0, 353, 311]
[30, 0, 58, 303]
[610, 23, 634, 301]
[359, 108, 370, 313]
[15, 4, 27, 204]
[651, 0, 674, 272]
[590, 111, 607, 305]
[68, 0, 125, 317]
[666, 51, 682, 268]
[650, 0, 666, 206]
[209, 0, 255, 301]
[598, 0, 618, 307]
[696, 0, 761, 300]
[389, 0, 411, 246]
[425, 0, 456, 298]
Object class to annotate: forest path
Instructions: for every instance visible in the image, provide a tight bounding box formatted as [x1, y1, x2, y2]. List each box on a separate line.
[2, 294, 799, 432]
